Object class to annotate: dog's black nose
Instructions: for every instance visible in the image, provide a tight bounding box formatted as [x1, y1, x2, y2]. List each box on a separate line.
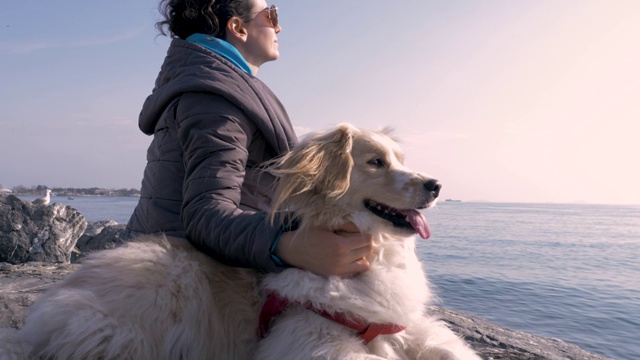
[424, 179, 442, 198]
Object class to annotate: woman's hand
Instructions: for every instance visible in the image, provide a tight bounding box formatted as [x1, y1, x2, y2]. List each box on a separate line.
[275, 222, 373, 277]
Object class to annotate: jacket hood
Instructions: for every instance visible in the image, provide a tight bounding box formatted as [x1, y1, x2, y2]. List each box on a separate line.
[139, 38, 296, 154]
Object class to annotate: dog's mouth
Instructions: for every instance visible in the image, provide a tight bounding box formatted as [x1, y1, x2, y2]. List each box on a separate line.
[364, 200, 431, 239]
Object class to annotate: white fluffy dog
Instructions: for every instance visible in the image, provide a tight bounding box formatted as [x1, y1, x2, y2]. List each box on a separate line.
[0, 124, 479, 360]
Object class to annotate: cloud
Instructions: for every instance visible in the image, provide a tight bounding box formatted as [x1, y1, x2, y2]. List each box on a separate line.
[0, 29, 142, 55]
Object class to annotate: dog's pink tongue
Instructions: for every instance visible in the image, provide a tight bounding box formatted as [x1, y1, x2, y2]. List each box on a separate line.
[400, 210, 431, 239]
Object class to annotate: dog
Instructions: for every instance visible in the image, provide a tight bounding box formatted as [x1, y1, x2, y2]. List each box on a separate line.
[0, 124, 479, 359]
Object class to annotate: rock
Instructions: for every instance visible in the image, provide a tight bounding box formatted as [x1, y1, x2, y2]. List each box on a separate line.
[83, 219, 120, 237]
[0, 195, 87, 264]
[0, 262, 78, 329]
[430, 307, 610, 360]
[73, 222, 126, 262]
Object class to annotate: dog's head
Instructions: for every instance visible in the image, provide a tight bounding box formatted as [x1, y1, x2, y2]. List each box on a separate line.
[268, 124, 441, 239]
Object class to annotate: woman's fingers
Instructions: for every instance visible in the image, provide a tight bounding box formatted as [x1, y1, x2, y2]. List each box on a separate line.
[346, 256, 370, 275]
[337, 232, 373, 275]
[276, 222, 374, 277]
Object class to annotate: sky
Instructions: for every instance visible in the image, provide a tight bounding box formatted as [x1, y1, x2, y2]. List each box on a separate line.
[1, 0, 639, 205]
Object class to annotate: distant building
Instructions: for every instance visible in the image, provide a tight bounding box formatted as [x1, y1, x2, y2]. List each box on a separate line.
[0, 188, 12, 194]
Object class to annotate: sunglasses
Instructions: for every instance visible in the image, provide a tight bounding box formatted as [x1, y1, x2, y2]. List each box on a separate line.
[250, 5, 278, 28]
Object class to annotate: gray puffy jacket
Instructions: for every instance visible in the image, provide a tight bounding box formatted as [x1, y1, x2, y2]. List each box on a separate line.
[125, 39, 297, 273]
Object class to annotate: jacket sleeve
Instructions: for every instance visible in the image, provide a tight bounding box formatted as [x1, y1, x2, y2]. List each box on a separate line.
[176, 93, 284, 273]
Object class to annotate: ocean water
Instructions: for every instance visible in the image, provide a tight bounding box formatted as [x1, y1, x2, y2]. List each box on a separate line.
[19, 195, 139, 225]
[20, 196, 640, 359]
[419, 202, 640, 360]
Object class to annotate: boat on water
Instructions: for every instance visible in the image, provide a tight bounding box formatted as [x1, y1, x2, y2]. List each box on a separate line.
[445, 199, 462, 202]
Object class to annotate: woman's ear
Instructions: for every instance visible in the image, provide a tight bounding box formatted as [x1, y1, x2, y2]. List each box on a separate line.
[226, 17, 248, 42]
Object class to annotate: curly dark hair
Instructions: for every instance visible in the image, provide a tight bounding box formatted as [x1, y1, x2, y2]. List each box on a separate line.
[156, 0, 255, 40]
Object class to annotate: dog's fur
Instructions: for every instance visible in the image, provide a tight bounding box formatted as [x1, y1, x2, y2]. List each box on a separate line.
[0, 124, 479, 360]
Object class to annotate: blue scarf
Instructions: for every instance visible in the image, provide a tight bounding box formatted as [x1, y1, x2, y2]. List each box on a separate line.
[186, 33, 253, 75]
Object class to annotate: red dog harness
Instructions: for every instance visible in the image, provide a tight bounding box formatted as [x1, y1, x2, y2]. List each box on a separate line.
[258, 292, 406, 345]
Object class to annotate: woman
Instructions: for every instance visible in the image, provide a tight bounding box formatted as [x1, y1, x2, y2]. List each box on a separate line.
[125, 0, 373, 276]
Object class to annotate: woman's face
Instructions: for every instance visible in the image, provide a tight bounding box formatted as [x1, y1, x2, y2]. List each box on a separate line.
[241, 0, 281, 70]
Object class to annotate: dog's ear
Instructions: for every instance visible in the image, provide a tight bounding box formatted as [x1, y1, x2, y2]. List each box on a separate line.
[268, 124, 354, 221]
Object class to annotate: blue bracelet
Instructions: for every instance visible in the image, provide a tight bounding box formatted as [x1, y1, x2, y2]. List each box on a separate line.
[270, 227, 289, 267]
[269, 219, 300, 268]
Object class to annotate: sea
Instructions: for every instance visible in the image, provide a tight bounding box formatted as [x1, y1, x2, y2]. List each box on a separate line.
[20, 196, 640, 359]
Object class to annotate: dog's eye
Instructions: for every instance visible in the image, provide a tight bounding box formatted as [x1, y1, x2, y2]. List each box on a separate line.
[367, 158, 385, 168]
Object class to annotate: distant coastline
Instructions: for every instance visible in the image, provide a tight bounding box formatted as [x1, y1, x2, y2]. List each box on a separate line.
[1, 186, 140, 198]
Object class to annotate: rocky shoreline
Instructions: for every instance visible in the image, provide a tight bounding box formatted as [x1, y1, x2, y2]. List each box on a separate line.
[0, 195, 610, 359]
